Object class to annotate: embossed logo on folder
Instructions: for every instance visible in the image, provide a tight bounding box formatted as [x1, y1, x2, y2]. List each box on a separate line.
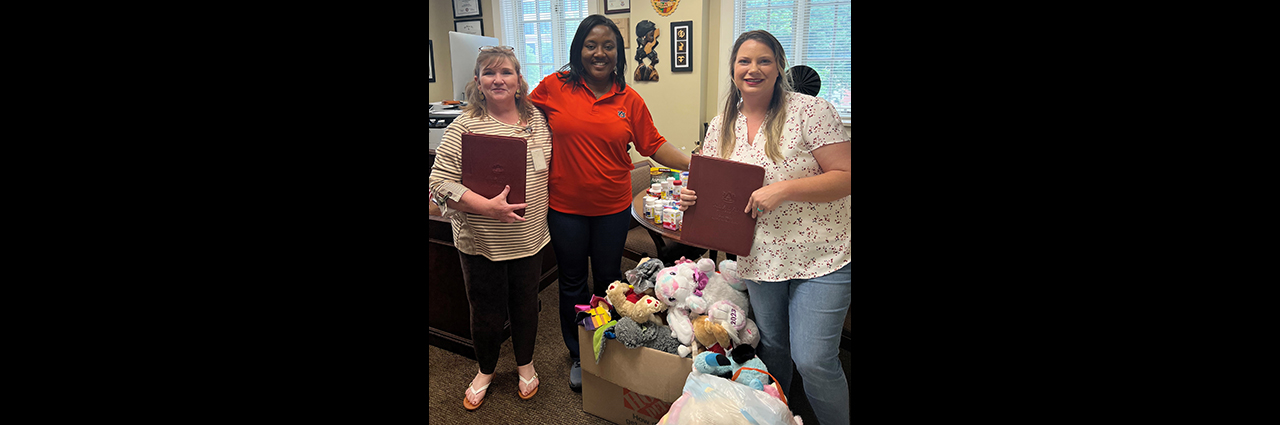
[490, 164, 505, 184]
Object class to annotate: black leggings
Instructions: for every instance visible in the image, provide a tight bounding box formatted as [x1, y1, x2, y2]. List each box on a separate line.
[458, 250, 542, 374]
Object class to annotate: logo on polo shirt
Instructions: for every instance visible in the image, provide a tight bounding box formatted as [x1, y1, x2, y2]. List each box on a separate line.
[618, 111, 626, 119]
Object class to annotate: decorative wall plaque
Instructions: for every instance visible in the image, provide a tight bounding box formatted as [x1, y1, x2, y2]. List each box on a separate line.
[670, 21, 692, 73]
[650, 0, 679, 17]
[634, 20, 661, 82]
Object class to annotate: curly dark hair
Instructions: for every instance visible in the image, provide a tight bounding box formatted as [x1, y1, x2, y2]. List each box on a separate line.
[556, 14, 627, 93]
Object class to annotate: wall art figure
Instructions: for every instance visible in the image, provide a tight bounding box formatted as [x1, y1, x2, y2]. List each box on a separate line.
[634, 20, 661, 82]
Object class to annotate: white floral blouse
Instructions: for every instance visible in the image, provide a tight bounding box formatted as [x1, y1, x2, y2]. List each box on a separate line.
[699, 92, 850, 282]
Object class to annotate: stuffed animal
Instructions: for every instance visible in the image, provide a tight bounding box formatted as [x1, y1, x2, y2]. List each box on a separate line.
[624, 257, 666, 295]
[605, 281, 666, 326]
[691, 314, 734, 353]
[715, 259, 747, 291]
[613, 317, 690, 357]
[590, 320, 618, 364]
[729, 318, 761, 349]
[692, 351, 734, 380]
[729, 345, 773, 392]
[653, 257, 705, 345]
[656, 258, 753, 349]
[695, 258, 751, 319]
[574, 295, 616, 331]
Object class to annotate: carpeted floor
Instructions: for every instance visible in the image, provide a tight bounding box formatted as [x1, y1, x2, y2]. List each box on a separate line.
[429, 254, 852, 424]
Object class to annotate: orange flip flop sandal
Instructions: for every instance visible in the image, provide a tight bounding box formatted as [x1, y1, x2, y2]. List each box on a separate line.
[518, 373, 539, 400]
[463, 382, 489, 411]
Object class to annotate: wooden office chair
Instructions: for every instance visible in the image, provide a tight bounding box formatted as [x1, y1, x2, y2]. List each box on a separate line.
[624, 160, 667, 261]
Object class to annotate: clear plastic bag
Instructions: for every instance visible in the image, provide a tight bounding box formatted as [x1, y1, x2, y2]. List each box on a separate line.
[658, 371, 801, 425]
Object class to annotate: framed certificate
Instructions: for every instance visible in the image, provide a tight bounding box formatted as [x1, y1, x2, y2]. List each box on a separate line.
[429, 40, 436, 83]
[453, 0, 482, 18]
[455, 19, 484, 36]
[605, 0, 630, 15]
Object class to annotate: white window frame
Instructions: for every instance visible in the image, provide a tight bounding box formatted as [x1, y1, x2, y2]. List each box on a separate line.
[732, 0, 851, 120]
[498, 0, 590, 92]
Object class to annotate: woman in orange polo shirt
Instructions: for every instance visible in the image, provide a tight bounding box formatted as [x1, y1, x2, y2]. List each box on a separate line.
[527, 14, 690, 391]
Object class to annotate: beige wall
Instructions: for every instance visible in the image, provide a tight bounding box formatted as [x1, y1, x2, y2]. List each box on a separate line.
[703, 0, 722, 153]
[622, 0, 708, 165]
[429, 0, 500, 103]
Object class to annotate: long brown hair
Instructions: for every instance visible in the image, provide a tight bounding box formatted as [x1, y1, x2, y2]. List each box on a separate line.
[462, 47, 533, 125]
[719, 30, 793, 163]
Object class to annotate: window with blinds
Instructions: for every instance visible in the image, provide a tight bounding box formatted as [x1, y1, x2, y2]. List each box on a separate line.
[499, 0, 590, 92]
[733, 0, 851, 117]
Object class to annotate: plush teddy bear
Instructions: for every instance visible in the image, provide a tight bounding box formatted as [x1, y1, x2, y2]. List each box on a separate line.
[605, 281, 667, 326]
[613, 317, 691, 357]
[624, 257, 666, 295]
[691, 314, 734, 354]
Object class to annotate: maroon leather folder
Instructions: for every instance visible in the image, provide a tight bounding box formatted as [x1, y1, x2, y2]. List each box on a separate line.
[681, 154, 766, 257]
[461, 132, 528, 217]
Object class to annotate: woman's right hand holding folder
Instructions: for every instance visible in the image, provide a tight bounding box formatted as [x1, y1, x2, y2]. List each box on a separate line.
[678, 187, 697, 211]
[451, 184, 528, 223]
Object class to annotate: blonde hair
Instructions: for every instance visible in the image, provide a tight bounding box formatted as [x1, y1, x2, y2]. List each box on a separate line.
[719, 30, 793, 163]
[462, 48, 533, 125]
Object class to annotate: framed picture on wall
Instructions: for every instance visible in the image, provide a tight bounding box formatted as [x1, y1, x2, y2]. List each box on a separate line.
[671, 21, 692, 73]
[455, 19, 484, 36]
[429, 40, 436, 83]
[605, 0, 630, 15]
[453, 0, 482, 19]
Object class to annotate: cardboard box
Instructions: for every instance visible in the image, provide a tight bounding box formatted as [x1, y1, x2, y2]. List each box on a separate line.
[579, 326, 694, 425]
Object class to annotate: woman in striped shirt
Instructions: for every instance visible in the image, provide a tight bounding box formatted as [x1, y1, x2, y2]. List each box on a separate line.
[429, 46, 552, 411]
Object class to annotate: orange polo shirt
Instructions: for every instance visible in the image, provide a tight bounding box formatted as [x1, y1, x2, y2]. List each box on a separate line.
[528, 72, 668, 216]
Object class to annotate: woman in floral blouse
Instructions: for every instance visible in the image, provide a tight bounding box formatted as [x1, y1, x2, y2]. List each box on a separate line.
[678, 30, 850, 425]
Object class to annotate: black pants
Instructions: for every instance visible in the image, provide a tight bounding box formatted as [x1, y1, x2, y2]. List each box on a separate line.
[458, 250, 542, 374]
[547, 207, 630, 360]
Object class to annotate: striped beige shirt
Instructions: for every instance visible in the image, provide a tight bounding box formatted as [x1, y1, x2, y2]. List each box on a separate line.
[429, 107, 552, 261]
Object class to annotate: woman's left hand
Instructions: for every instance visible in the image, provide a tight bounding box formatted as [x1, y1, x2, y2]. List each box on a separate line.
[745, 181, 790, 219]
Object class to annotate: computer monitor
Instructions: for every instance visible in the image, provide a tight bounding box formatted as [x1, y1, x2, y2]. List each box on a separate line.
[448, 31, 500, 102]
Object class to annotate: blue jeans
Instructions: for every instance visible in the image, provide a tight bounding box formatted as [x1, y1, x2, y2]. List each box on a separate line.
[745, 262, 851, 425]
[547, 207, 631, 360]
